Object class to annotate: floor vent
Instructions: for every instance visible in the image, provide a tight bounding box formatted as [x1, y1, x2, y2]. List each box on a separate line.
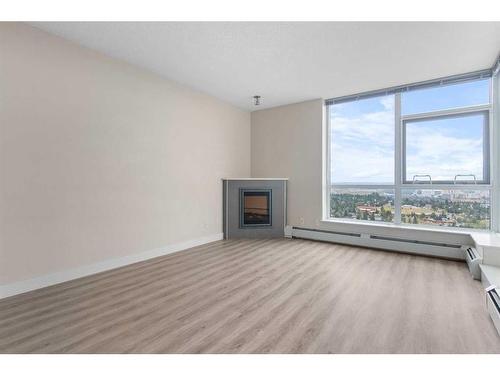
[465, 247, 482, 280]
[488, 288, 500, 312]
[486, 286, 500, 336]
[467, 247, 477, 260]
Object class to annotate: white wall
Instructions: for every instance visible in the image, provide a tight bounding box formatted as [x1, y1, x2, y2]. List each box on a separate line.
[0, 23, 250, 287]
[251, 99, 471, 246]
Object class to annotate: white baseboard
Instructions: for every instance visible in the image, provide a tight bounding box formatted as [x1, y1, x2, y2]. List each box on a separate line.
[0, 232, 224, 300]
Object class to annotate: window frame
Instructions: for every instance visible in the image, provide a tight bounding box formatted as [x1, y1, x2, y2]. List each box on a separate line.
[401, 106, 491, 185]
[325, 75, 496, 232]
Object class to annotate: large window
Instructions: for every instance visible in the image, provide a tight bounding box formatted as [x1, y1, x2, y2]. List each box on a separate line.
[327, 75, 493, 230]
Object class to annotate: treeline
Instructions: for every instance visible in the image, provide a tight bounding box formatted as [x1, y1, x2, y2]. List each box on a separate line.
[331, 192, 489, 229]
[330, 192, 393, 221]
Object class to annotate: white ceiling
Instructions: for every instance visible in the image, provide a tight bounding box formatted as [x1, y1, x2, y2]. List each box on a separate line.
[31, 22, 500, 111]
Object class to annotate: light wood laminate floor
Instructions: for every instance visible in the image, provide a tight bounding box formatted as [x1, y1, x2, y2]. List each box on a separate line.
[1, 238, 500, 353]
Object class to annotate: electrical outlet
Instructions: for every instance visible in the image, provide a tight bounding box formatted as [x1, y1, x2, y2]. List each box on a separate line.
[299, 217, 305, 225]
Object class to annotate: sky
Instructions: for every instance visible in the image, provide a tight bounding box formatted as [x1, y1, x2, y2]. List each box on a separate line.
[330, 79, 490, 185]
[405, 115, 484, 182]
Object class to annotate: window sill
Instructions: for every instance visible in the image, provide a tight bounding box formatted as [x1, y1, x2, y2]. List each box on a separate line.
[320, 218, 492, 236]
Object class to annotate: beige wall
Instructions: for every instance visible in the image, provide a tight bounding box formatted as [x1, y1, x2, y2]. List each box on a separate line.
[251, 99, 324, 228]
[0, 23, 250, 285]
[250, 99, 470, 245]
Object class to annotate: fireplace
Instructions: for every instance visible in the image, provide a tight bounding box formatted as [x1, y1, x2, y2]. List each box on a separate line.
[240, 189, 272, 227]
[223, 178, 287, 239]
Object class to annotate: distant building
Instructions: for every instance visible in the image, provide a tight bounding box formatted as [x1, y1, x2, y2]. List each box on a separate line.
[356, 205, 377, 214]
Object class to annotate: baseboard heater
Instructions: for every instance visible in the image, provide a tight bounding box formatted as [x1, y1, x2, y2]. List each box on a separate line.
[369, 235, 460, 248]
[464, 247, 482, 280]
[486, 286, 500, 336]
[292, 227, 361, 238]
[290, 226, 464, 260]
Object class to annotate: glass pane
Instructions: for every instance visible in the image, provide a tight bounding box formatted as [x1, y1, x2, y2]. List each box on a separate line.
[242, 190, 271, 226]
[401, 189, 490, 229]
[405, 113, 486, 182]
[330, 95, 394, 184]
[401, 79, 490, 115]
[330, 188, 395, 223]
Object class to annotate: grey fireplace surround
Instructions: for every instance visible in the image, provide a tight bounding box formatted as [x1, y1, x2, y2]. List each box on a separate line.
[222, 178, 288, 239]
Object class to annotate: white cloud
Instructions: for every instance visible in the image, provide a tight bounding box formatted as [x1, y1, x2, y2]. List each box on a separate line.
[330, 98, 394, 183]
[406, 125, 483, 181]
[330, 97, 484, 184]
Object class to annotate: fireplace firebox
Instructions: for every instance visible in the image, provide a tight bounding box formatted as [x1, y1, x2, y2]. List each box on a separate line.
[240, 189, 272, 227]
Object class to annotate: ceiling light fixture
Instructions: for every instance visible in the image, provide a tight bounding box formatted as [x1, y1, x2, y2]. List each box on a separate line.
[253, 95, 261, 106]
